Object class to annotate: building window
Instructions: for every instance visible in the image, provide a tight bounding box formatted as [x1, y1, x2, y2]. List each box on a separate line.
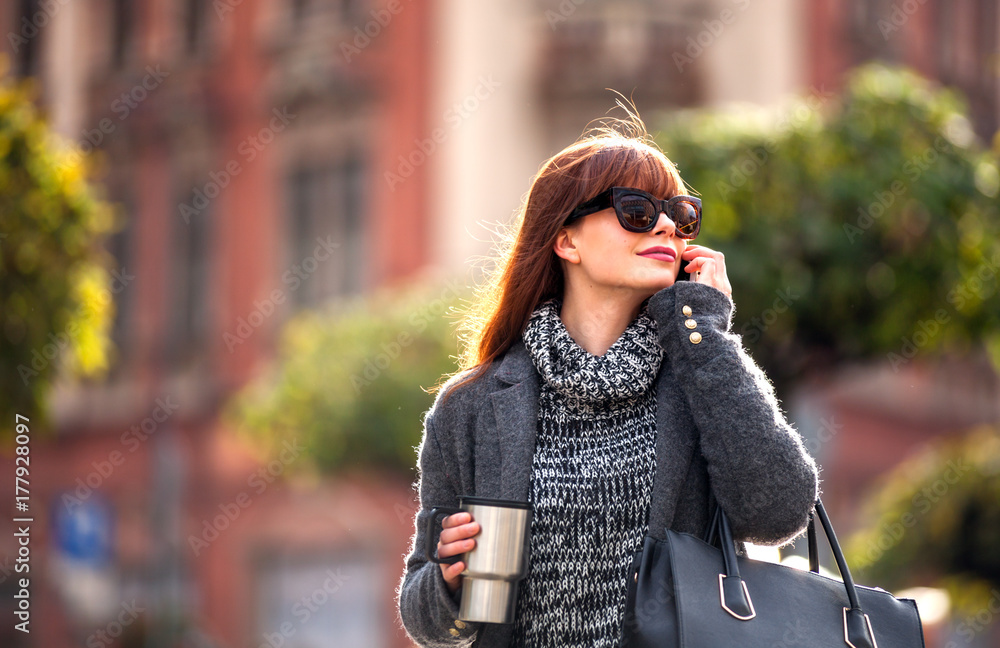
[105, 191, 136, 376]
[935, 0, 998, 138]
[536, 3, 704, 108]
[183, 0, 216, 57]
[111, 0, 133, 69]
[291, 0, 309, 24]
[14, 0, 41, 78]
[184, 0, 205, 55]
[847, 0, 998, 139]
[165, 192, 212, 368]
[339, 0, 368, 25]
[254, 553, 388, 648]
[285, 150, 367, 308]
[289, 0, 367, 31]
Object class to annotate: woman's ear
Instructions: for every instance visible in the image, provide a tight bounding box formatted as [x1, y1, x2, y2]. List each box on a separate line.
[553, 227, 581, 264]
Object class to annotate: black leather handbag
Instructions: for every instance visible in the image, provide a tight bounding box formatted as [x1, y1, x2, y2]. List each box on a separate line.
[621, 497, 925, 647]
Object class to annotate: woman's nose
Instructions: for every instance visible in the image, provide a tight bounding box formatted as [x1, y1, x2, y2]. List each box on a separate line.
[652, 211, 676, 236]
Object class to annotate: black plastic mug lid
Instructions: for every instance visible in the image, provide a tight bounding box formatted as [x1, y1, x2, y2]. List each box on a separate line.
[459, 495, 532, 510]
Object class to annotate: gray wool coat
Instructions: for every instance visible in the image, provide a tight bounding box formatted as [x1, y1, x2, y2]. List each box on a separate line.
[396, 280, 820, 648]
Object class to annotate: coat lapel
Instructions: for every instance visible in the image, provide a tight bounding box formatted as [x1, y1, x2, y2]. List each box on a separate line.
[647, 369, 699, 538]
[489, 339, 539, 502]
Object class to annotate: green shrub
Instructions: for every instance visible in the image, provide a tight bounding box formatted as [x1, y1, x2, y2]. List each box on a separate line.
[0, 57, 118, 442]
[655, 64, 1000, 392]
[843, 426, 1000, 615]
[224, 279, 468, 475]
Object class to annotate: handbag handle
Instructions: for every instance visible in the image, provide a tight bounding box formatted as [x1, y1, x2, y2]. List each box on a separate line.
[807, 509, 820, 574]
[710, 497, 878, 648]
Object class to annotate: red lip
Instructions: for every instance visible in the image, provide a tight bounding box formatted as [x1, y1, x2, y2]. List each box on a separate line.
[638, 246, 677, 262]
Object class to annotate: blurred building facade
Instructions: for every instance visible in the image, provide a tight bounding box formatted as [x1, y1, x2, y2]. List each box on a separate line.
[1, 0, 998, 647]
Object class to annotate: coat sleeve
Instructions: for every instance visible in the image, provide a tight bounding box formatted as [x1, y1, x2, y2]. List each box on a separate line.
[646, 280, 820, 545]
[397, 386, 482, 647]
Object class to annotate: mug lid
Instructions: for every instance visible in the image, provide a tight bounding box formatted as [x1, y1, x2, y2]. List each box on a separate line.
[459, 496, 532, 510]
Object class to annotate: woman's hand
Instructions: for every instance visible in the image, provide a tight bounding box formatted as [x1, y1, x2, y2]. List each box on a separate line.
[437, 512, 480, 593]
[681, 245, 733, 298]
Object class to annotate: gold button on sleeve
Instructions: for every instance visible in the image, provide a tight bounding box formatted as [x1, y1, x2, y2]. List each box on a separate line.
[455, 620, 467, 629]
[684, 318, 698, 329]
[689, 332, 703, 344]
[449, 628, 461, 636]
[682, 305, 693, 316]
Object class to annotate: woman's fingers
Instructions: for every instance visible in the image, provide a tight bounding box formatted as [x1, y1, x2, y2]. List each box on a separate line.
[443, 561, 465, 576]
[682, 246, 732, 297]
[442, 512, 469, 527]
[439, 513, 480, 545]
[441, 560, 466, 593]
[683, 245, 724, 268]
[438, 535, 476, 559]
[437, 512, 478, 570]
[438, 513, 478, 592]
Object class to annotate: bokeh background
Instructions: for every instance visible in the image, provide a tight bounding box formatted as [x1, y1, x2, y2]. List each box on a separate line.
[1, 0, 1000, 646]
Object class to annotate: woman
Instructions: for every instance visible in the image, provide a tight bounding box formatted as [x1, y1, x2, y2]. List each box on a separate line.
[396, 116, 819, 648]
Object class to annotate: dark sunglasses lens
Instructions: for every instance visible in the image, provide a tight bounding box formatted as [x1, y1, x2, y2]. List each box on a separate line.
[618, 196, 657, 230]
[671, 200, 700, 238]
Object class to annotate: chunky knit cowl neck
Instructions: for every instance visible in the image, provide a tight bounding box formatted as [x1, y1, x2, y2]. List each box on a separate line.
[521, 297, 664, 409]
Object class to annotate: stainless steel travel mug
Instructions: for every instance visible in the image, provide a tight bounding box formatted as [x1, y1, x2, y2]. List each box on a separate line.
[423, 496, 533, 624]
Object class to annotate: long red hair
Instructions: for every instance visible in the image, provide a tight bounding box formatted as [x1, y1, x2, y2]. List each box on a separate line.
[435, 112, 690, 399]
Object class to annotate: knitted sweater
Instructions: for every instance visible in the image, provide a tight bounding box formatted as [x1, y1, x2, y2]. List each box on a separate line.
[510, 298, 665, 647]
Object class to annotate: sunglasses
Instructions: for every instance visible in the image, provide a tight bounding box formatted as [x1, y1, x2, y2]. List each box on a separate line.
[564, 187, 702, 239]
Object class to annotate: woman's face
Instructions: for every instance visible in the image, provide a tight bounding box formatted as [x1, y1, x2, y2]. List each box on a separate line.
[554, 205, 688, 300]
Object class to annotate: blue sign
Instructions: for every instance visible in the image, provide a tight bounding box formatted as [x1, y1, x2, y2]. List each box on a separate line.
[51, 494, 114, 566]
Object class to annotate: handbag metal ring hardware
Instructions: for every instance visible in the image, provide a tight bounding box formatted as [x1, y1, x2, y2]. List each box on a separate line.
[718, 573, 756, 621]
[843, 607, 878, 648]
